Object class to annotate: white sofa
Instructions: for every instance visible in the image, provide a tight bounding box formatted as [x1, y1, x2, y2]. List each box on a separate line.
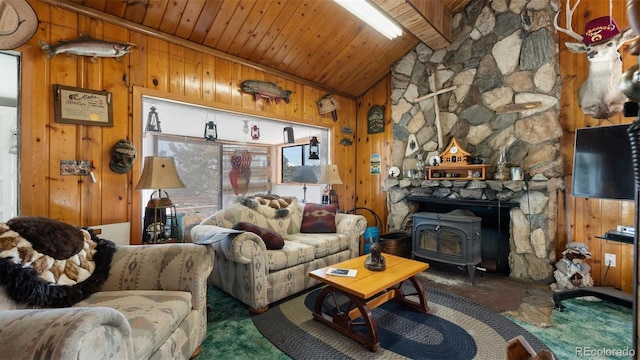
[191, 194, 367, 313]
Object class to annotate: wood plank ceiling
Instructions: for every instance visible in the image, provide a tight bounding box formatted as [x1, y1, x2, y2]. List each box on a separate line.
[60, 0, 472, 98]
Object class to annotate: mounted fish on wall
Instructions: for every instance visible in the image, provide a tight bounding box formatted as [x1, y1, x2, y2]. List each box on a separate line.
[241, 80, 292, 104]
[38, 34, 134, 62]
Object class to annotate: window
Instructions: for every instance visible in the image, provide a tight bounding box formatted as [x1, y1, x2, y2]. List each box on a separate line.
[151, 134, 270, 217]
[140, 95, 329, 220]
[282, 143, 321, 183]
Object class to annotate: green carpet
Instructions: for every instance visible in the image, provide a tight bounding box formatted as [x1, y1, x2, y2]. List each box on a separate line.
[508, 298, 633, 360]
[200, 287, 288, 360]
[202, 286, 632, 360]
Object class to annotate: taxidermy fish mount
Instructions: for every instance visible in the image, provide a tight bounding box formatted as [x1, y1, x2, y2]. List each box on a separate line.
[38, 35, 134, 62]
[241, 80, 292, 104]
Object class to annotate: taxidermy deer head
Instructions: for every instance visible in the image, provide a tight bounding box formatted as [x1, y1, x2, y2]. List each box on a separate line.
[554, 0, 637, 119]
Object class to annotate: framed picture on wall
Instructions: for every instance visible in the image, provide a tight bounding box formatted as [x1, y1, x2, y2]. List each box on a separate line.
[367, 105, 384, 134]
[53, 84, 114, 126]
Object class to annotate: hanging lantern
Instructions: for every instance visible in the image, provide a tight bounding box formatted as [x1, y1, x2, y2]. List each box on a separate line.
[146, 106, 161, 132]
[251, 124, 260, 140]
[204, 121, 217, 142]
[309, 136, 320, 160]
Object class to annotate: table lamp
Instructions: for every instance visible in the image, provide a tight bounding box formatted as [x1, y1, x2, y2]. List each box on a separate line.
[291, 166, 317, 203]
[135, 156, 186, 243]
[318, 164, 343, 209]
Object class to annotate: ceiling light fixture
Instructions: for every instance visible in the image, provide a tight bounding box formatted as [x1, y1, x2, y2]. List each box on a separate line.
[333, 0, 403, 40]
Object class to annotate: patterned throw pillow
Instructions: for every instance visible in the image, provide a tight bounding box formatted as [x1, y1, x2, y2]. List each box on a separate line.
[232, 222, 284, 250]
[300, 203, 337, 233]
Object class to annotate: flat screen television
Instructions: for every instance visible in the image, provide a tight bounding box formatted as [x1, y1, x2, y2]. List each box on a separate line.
[572, 124, 636, 201]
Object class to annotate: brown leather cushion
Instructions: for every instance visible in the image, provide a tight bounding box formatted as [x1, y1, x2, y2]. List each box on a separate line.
[300, 203, 337, 233]
[232, 222, 285, 250]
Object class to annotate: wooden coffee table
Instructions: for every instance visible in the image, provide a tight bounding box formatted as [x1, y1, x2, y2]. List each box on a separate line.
[308, 254, 429, 351]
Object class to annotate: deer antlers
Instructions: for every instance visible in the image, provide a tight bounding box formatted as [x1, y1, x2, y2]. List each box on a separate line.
[554, 0, 584, 42]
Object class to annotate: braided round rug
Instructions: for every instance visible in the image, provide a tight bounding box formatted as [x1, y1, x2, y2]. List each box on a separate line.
[252, 284, 549, 359]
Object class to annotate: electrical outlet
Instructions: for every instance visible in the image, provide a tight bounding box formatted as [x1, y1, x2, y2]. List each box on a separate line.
[604, 253, 616, 267]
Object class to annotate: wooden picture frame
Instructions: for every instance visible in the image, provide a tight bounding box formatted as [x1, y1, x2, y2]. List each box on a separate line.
[53, 84, 113, 126]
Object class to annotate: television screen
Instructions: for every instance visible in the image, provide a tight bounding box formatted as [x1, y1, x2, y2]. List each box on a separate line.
[572, 124, 636, 201]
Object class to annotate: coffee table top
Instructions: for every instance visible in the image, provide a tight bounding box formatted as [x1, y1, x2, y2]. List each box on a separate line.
[309, 254, 428, 299]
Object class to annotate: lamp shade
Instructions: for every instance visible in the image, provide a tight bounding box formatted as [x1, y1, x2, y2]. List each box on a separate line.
[291, 166, 318, 184]
[318, 164, 343, 185]
[135, 156, 186, 190]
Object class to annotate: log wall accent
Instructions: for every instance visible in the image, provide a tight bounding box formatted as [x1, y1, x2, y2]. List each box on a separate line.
[18, 1, 358, 244]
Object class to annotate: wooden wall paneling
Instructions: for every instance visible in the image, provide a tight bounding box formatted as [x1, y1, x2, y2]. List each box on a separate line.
[168, 44, 185, 95]
[600, 200, 622, 288]
[225, 1, 269, 55]
[48, 20, 81, 224]
[202, 54, 216, 102]
[128, 32, 147, 87]
[214, 58, 234, 104]
[584, 198, 603, 283]
[184, 48, 204, 99]
[78, 16, 104, 227]
[622, 243, 634, 293]
[18, 43, 47, 216]
[99, 22, 131, 227]
[355, 76, 390, 234]
[231, 63, 244, 108]
[146, 37, 169, 92]
[245, 1, 298, 64]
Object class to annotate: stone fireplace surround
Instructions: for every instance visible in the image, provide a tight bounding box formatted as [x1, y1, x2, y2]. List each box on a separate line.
[385, 177, 563, 281]
[384, 0, 564, 281]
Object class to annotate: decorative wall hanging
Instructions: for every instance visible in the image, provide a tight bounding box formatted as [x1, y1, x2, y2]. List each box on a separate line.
[340, 127, 353, 134]
[414, 69, 457, 149]
[405, 133, 419, 157]
[241, 80, 292, 104]
[370, 153, 381, 175]
[317, 94, 339, 120]
[340, 138, 353, 146]
[0, 0, 38, 50]
[555, 1, 636, 119]
[229, 150, 252, 195]
[283, 127, 295, 143]
[53, 84, 113, 127]
[367, 105, 385, 134]
[146, 106, 161, 132]
[39, 34, 134, 62]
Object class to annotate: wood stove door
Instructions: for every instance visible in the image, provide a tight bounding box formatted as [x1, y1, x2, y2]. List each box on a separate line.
[412, 224, 480, 267]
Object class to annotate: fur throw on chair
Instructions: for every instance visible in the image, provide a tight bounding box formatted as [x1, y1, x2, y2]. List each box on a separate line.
[0, 216, 116, 308]
[237, 193, 298, 219]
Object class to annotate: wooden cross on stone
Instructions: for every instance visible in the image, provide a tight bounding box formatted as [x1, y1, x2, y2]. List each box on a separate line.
[414, 78, 457, 150]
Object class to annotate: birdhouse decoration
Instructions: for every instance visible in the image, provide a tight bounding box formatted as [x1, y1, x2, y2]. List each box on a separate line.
[427, 137, 489, 180]
[439, 137, 471, 164]
[317, 94, 339, 120]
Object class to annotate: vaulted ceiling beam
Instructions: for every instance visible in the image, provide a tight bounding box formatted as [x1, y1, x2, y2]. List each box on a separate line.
[372, 0, 452, 50]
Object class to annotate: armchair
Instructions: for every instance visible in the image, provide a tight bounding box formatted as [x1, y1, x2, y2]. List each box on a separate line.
[0, 243, 214, 360]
